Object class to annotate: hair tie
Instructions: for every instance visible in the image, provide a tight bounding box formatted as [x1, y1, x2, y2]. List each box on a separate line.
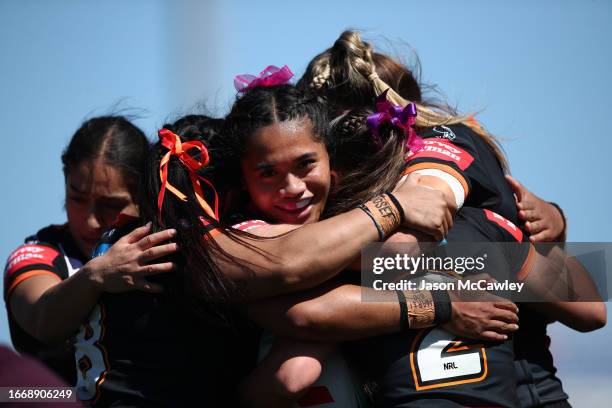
[366, 90, 424, 154]
[157, 129, 219, 222]
[234, 65, 294, 93]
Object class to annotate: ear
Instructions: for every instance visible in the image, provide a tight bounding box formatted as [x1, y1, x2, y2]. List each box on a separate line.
[330, 169, 339, 187]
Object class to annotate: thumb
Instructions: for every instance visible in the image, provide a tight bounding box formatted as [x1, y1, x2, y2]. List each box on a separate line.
[505, 175, 524, 203]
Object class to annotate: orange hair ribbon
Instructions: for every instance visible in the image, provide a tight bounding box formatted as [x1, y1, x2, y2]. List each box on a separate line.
[157, 129, 219, 221]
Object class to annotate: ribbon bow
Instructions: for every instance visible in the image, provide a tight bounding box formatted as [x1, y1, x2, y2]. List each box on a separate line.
[234, 65, 294, 93]
[366, 90, 423, 154]
[157, 129, 219, 222]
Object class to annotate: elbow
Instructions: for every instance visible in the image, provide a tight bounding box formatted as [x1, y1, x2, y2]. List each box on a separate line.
[277, 256, 313, 293]
[575, 303, 607, 332]
[285, 302, 331, 341]
[275, 357, 322, 400]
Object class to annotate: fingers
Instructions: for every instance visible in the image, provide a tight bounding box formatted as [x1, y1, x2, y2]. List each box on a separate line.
[529, 230, 553, 243]
[486, 319, 519, 334]
[138, 242, 179, 263]
[504, 175, 524, 202]
[490, 307, 519, 324]
[122, 222, 152, 244]
[518, 209, 537, 221]
[525, 221, 545, 235]
[493, 301, 519, 314]
[134, 278, 165, 293]
[137, 262, 177, 276]
[479, 331, 508, 342]
[136, 229, 177, 250]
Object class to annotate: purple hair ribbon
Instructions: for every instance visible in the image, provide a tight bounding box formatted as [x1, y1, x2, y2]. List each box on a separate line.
[234, 65, 294, 93]
[366, 90, 423, 154]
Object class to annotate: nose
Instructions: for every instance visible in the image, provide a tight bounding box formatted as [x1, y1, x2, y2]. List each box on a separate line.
[280, 173, 306, 198]
[85, 206, 102, 231]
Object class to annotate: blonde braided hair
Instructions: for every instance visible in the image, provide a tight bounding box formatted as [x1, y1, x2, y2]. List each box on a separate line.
[335, 30, 508, 170]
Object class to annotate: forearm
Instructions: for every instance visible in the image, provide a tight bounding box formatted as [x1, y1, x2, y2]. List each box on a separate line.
[10, 268, 103, 345]
[247, 283, 401, 341]
[529, 301, 606, 332]
[216, 208, 380, 300]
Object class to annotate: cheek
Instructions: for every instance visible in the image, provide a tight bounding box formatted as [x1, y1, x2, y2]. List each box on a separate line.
[65, 201, 86, 223]
[247, 183, 275, 210]
[306, 169, 332, 199]
[121, 201, 139, 217]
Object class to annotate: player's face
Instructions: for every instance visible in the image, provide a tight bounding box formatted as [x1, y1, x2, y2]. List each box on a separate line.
[65, 159, 138, 256]
[241, 119, 333, 225]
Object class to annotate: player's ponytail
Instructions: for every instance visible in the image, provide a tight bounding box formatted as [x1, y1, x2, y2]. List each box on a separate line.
[140, 115, 244, 323]
[300, 30, 509, 171]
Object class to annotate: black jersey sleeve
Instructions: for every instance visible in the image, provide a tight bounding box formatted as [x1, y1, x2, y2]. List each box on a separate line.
[444, 207, 534, 282]
[4, 241, 68, 302]
[404, 124, 518, 222]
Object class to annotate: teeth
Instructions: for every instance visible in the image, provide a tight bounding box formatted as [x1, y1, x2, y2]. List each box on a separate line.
[294, 199, 311, 209]
[280, 198, 312, 211]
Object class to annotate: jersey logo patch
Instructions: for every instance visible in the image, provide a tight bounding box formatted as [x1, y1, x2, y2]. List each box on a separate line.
[432, 125, 456, 141]
[5, 244, 58, 278]
[483, 209, 523, 242]
[406, 139, 474, 171]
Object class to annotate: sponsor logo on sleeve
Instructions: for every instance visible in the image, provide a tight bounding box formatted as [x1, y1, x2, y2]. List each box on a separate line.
[484, 209, 523, 242]
[5, 244, 58, 278]
[406, 139, 474, 170]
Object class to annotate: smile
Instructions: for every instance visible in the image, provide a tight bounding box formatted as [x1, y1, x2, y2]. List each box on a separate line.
[276, 197, 313, 211]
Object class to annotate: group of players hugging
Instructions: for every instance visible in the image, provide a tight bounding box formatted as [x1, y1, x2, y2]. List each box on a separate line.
[3, 30, 606, 407]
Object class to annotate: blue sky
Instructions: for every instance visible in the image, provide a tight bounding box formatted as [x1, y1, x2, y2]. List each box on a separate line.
[1, 0, 610, 405]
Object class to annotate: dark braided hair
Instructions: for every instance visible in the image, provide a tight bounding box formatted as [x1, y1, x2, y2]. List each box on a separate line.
[324, 108, 407, 218]
[211, 84, 331, 217]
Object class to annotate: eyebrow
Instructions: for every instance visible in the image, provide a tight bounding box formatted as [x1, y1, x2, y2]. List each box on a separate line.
[68, 184, 130, 201]
[68, 183, 86, 194]
[255, 152, 318, 170]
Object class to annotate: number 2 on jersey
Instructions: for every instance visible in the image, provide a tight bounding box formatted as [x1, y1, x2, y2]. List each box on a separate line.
[410, 327, 488, 390]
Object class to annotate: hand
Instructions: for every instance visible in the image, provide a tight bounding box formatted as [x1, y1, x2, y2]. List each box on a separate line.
[505, 175, 565, 242]
[83, 223, 179, 294]
[393, 173, 454, 241]
[443, 289, 519, 342]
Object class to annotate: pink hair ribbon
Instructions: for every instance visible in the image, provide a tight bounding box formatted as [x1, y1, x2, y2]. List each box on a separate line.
[366, 90, 423, 154]
[234, 65, 294, 93]
[157, 129, 219, 222]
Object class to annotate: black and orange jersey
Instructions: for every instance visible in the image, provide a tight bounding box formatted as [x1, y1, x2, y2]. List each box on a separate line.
[404, 124, 518, 224]
[514, 311, 569, 408]
[348, 207, 532, 408]
[74, 222, 259, 407]
[3, 224, 85, 385]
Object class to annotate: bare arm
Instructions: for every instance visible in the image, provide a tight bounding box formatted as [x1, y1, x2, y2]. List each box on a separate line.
[525, 248, 606, 331]
[246, 281, 518, 342]
[8, 224, 178, 344]
[214, 180, 453, 300]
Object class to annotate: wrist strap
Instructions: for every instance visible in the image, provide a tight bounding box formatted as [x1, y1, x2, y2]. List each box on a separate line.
[385, 192, 405, 224]
[359, 204, 384, 241]
[396, 290, 409, 330]
[362, 194, 401, 240]
[432, 289, 452, 324]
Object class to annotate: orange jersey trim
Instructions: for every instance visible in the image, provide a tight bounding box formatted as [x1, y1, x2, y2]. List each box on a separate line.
[403, 162, 470, 199]
[6, 270, 61, 302]
[517, 244, 536, 282]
